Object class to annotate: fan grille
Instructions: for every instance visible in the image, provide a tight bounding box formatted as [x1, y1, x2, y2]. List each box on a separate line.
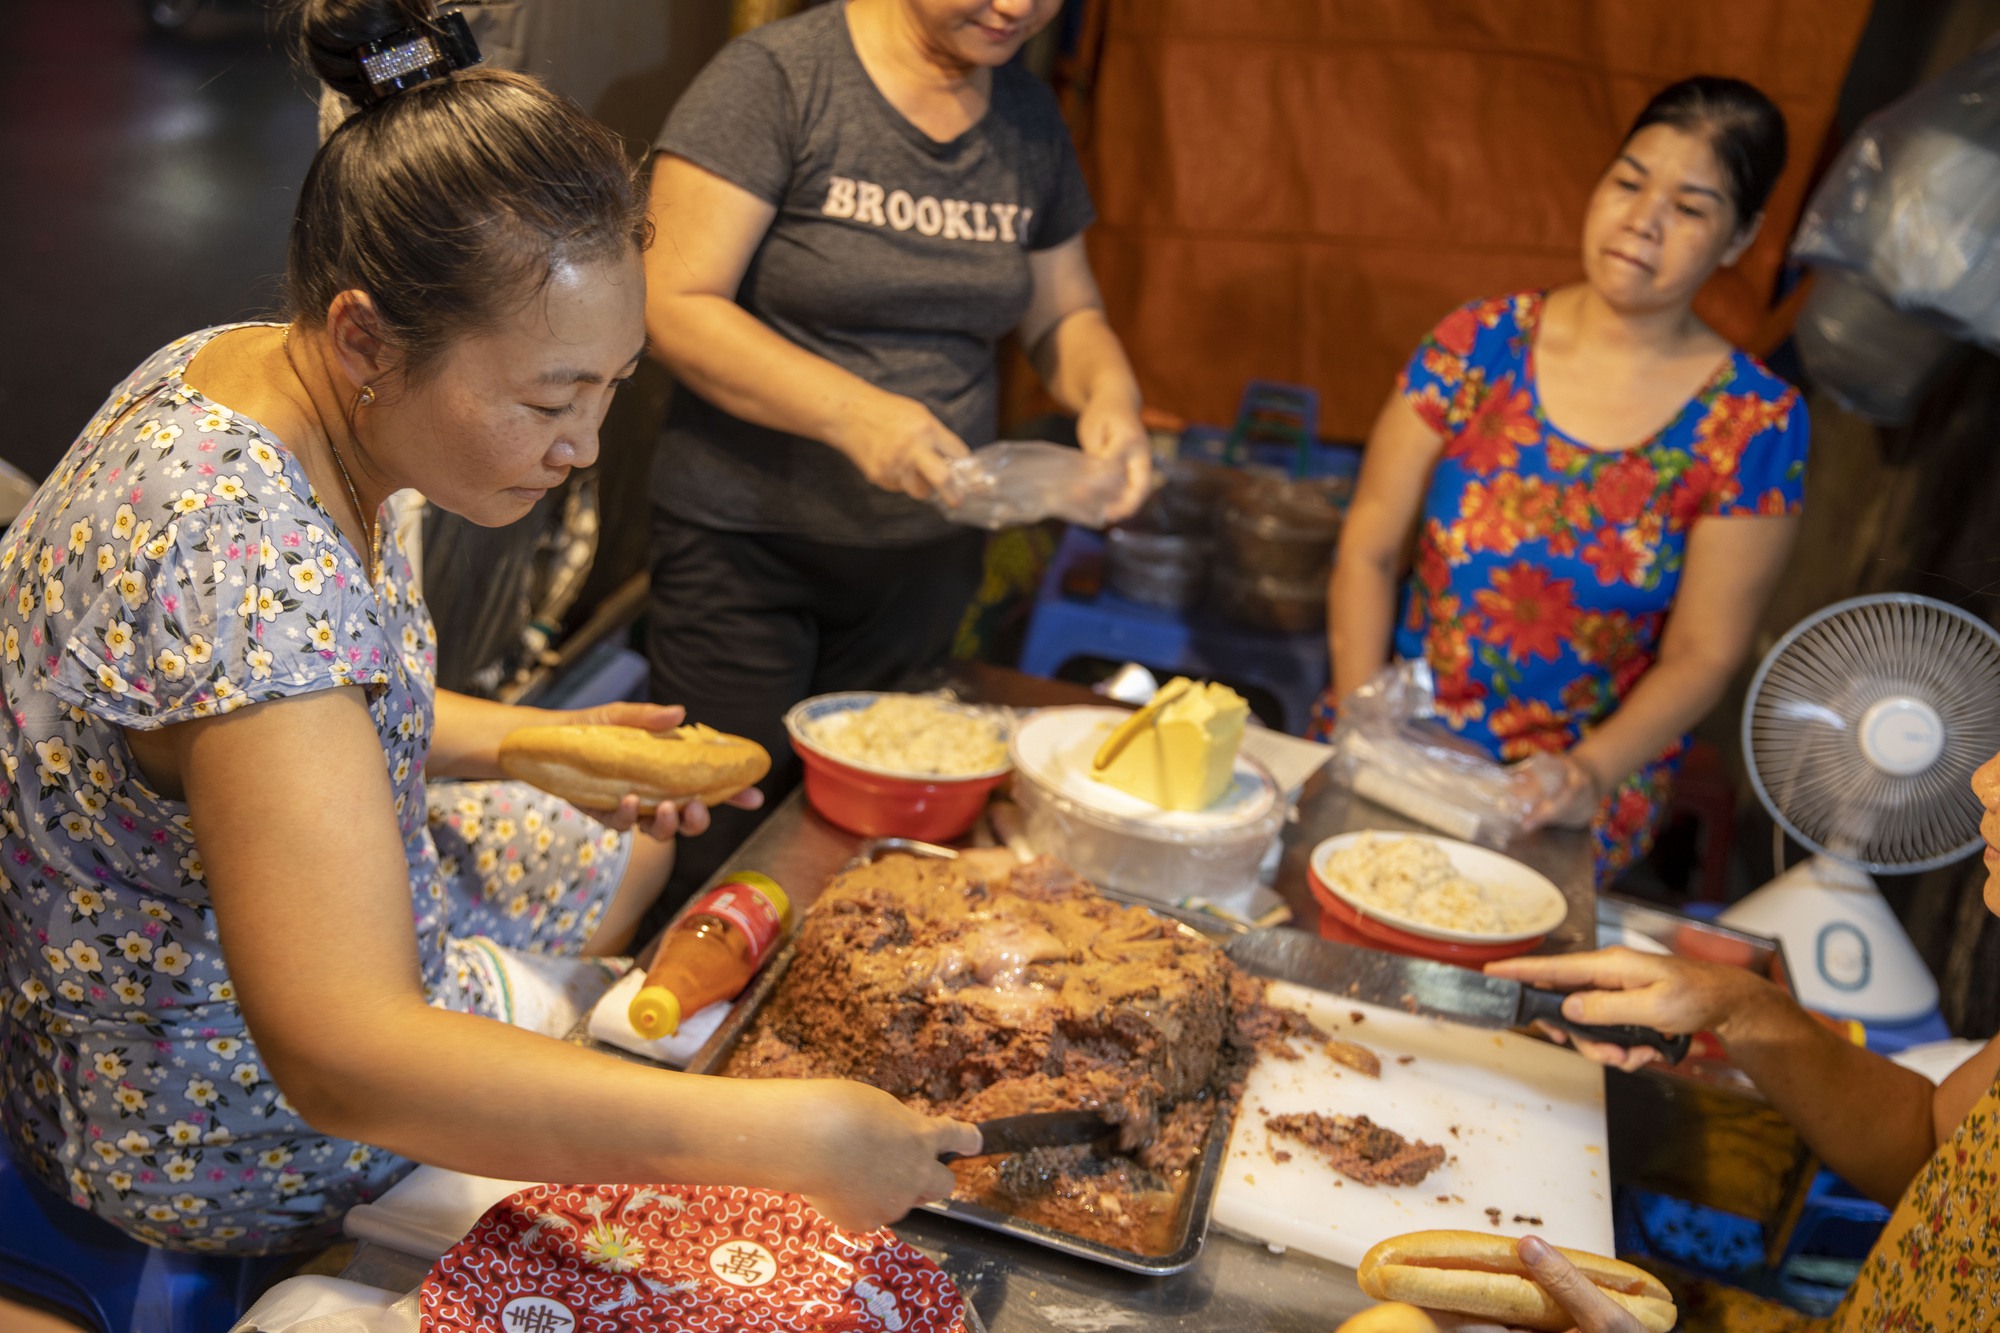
[1743, 595, 2000, 873]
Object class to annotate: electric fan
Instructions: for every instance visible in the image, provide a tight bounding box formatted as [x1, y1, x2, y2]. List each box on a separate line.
[1722, 594, 2000, 1024]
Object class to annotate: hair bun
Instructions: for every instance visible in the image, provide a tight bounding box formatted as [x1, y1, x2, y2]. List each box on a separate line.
[294, 0, 449, 106]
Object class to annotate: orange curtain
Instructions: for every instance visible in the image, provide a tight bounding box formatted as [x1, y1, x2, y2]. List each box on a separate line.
[1067, 0, 1873, 439]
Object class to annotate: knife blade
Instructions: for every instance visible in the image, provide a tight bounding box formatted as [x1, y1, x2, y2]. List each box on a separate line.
[1224, 928, 1690, 1065]
[940, 1111, 1116, 1162]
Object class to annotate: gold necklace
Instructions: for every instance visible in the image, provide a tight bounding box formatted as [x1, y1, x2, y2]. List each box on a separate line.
[281, 325, 384, 587]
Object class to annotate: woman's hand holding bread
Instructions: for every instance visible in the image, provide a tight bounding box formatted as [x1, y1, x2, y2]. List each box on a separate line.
[500, 701, 768, 841]
[1342, 1231, 1673, 1333]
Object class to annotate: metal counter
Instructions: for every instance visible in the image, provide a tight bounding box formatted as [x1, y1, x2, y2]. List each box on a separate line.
[604, 669, 1598, 1332]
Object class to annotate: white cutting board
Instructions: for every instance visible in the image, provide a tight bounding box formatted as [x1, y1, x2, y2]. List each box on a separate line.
[1214, 980, 1613, 1270]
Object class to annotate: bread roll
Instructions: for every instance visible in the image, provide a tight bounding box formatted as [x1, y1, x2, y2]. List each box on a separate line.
[498, 723, 770, 812]
[1357, 1230, 1675, 1333]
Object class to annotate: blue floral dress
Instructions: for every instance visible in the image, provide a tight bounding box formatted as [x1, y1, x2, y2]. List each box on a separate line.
[1311, 293, 1808, 882]
[0, 326, 632, 1253]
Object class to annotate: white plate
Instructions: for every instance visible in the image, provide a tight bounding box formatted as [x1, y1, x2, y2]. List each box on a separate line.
[1010, 706, 1278, 830]
[1309, 830, 1567, 945]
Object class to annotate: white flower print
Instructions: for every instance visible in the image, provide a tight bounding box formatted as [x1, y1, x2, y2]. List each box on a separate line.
[114, 569, 145, 608]
[166, 1121, 201, 1147]
[248, 441, 282, 476]
[230, 1063, 260, 1089]
[95, 544, 117, 575]
[111, 504, 136, 540]
[66, 880, 105, 915]
[184, 1077, 219, 1107]
[207, 979, 235, 1002]
[173, 1193, 205, 1214]
[212, 676, 238, 705]
[179, 850, 204, 882]
[112, 977, 146, 1005]
[3, 625, 16, 663]
[317, 550, 340, 578]
[56, 980, 85, 1002]
[156, 647, 186, 680]
[85, 757, 113, 788]
[166, 1157, 197, 1183]
[106, 1170, 133, 1193]
[105, 621, 136, 660]
[91, 1140, 121, 1165]
[205, 1035, 241, 1058]
[112, 1086, 147, 1114]
[212, 474, 247, 503]
[201, 1125, 232, 1146]
[114, 931, 152, 964]
[290, 562, 324, 596]
[152, 941, 192, 976]
[116, 1130, 151, 1156]
[258, 1147, 292, 1170]
[68, 519, 92, 552]
[246, 646, 273, 680]
[41, 945, 67, 974]
[93, 1054, 127, 1083]
[14, 584, 32, 617]
[172, 489, 206, 515]
[254, 588, 281, 622]
[94, 664, 128, 696]
[36, 545, 54, 578]
[144, 1203, 176, 1223]
[73, 788, 108, 818]
[139, 899, 173, 921]
[276, 1170, 307, 1198]
[20, 978, 50, 1003]
[185, 634, 213, 665]
[43, 576, 64, 614]
[307, 617, 336, 651]
[197, 406, 233, 431]
[143, 532, 170, 561]
[345, 1145, 372, 1171]
[64, 940, 101, 972]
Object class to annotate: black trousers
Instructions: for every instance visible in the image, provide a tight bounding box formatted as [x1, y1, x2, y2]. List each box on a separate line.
[639, 510, 987, 934]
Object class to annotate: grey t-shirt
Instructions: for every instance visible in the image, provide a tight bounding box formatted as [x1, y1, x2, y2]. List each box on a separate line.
[652, 1, 1095, 545]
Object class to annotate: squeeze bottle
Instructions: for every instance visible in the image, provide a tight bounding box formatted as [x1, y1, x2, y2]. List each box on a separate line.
[628, 872, 791, 1039]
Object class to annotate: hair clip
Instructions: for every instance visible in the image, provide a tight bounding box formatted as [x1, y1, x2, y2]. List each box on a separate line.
[354, 10, 481, 102]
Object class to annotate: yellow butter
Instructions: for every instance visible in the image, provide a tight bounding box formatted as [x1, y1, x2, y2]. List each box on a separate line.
[1092, 678, 1248, 811]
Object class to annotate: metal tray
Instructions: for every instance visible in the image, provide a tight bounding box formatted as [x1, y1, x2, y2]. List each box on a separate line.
[680, 839, 1235, 1275]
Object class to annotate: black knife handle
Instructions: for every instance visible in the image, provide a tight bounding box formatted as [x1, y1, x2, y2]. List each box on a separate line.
[1516, 986, 1693, 1065]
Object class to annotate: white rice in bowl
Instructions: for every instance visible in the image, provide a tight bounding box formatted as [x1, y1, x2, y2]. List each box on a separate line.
[806, 695, 1008, 777]
[1321, 833, 1544, 936]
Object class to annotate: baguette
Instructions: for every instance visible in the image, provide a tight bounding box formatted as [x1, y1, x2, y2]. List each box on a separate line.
[497, 723, 770, 812]
[1357, 1230, 1675, 1332]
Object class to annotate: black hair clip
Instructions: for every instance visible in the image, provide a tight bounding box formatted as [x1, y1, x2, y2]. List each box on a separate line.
[354, 10, 481, 102]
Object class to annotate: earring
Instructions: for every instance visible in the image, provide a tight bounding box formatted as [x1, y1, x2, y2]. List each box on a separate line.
[354, 384, 377, 409]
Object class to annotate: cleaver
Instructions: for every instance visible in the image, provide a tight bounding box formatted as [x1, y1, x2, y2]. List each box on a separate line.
[1225, 929, 1691, 1064]
[940, 1111, 1116, 1162]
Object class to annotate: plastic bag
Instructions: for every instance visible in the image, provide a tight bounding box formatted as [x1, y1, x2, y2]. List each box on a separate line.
[934, 440, 1128, 530]
[1791, 40, 2000, 350]
[1327, 661, 1534, 848]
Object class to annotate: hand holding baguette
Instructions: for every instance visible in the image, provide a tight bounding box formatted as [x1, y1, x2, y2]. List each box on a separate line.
[1347, 1231, 1673, 1333]
[498, 709, 768, 840]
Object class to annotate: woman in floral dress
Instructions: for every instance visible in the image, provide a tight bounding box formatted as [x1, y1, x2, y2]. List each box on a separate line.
[1316, 77, 1807, 883]
[0, 0, 974, 1256]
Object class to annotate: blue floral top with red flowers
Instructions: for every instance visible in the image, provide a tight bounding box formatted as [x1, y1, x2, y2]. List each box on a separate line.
[1393, 291, 1806, 876]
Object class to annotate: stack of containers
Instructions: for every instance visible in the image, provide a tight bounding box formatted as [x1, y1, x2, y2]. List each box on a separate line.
[1208, 472, 1347, 633]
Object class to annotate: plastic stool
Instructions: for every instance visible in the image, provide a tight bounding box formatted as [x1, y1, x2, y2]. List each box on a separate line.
[0, 1138, 292, 1333]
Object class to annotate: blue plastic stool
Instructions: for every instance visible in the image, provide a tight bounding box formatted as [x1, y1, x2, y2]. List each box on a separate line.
[0, 1138, 293, 1333]
[1017, 528, 1331, 734]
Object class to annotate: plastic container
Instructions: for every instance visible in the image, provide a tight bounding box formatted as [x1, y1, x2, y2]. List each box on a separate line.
[1208, 564, 1327, 633]
[1009, 707, 1286, 905]
[784, 692, 1014, 841]
[1220, 476, 1345, 580]
[629, 872, 791, 1039]
[1106, 522, 1210, 609]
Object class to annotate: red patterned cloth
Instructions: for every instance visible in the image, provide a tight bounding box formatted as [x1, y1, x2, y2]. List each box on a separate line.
[422, 1184, 971, 1333]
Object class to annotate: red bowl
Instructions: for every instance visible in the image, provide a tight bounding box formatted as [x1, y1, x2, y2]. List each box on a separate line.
[794, 740, 1008, 841]
[1308, 862, 1545, 965]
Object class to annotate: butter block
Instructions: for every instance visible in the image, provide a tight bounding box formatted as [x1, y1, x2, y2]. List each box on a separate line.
[1092, 678, 1249, 811]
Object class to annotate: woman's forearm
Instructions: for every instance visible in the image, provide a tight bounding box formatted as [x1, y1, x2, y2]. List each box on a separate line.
[275, 1000, 866, 1197]
[1715, 978, 1938, 1206]
[1328, 552, 1399, 702]
[1570, 651, 1734, 787]
[427, 691, 554, 780]
[1032, 308, 1140, 418]
[649, 291, 892, 458]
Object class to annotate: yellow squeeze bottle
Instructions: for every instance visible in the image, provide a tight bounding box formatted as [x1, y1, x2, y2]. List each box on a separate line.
[628, 872, 791, 1039]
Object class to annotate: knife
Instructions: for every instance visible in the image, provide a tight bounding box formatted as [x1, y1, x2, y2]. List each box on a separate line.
[940, 1111, 1117, 1162]
[1224, 929, 1691, 1064]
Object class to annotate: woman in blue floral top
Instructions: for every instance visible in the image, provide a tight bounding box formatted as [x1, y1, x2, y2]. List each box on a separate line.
[1318, 77, 1808, 883]
[0, 0, 974, 1256]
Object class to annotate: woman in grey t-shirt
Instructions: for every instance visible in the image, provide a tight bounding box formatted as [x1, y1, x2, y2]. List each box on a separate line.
[642, 0, 1147, 893]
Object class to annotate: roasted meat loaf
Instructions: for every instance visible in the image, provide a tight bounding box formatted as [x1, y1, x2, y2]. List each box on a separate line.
[723, 853, 1271, 1254]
